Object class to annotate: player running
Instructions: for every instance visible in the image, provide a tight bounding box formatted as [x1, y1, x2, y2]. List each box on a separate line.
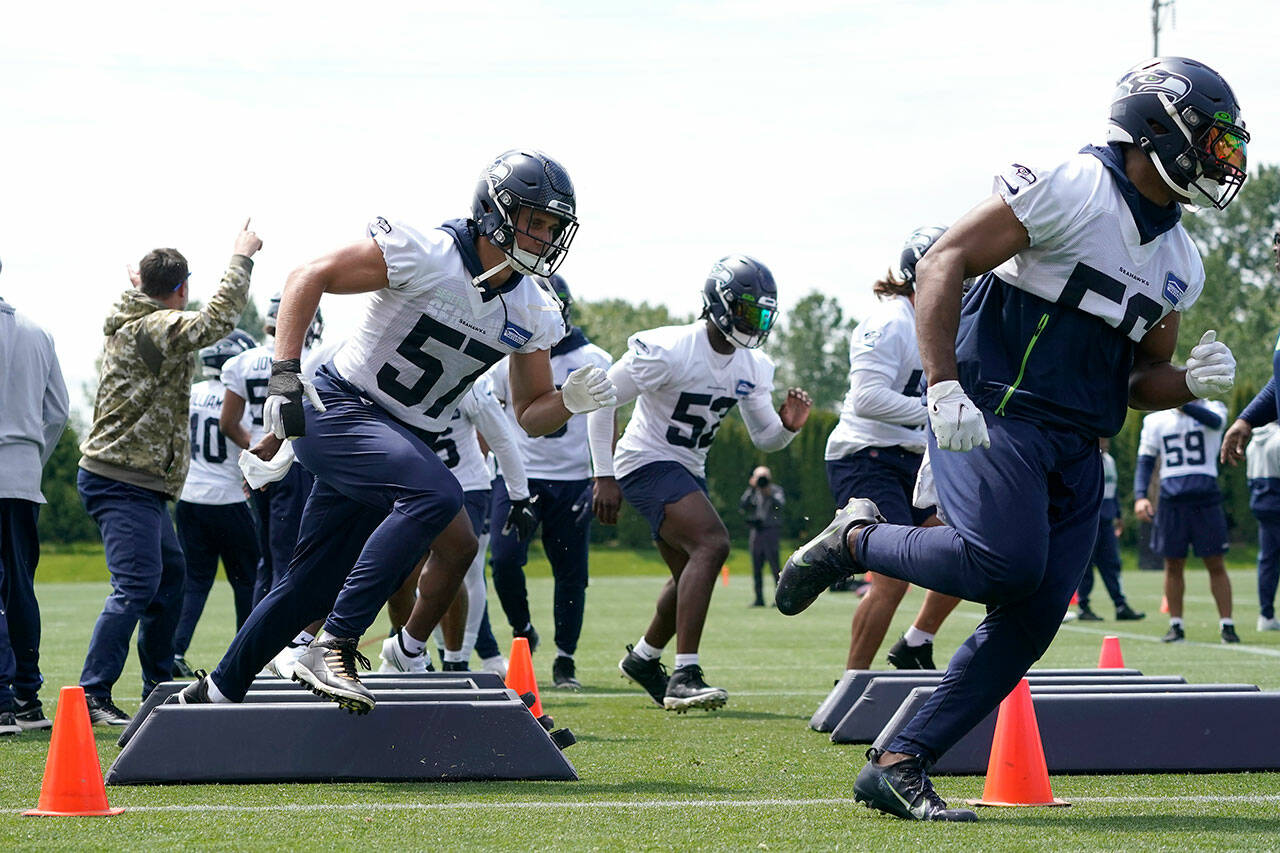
[777, 57, 1245, 819]
[590, 256, 811, 712]
[177, 149, 615, 713]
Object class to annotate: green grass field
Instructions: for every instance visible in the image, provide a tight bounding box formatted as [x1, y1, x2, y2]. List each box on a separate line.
[5, 545, 1280, 851]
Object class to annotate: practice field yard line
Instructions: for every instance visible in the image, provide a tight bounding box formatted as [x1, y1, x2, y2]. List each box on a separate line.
[63, 794, 1280, 815]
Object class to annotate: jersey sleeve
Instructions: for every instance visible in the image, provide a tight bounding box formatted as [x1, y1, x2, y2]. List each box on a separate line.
[1137, 414, 1161, 458]
[617, 330, 675, 393]
[848, 310, 909, 382]
[586, 343, 614, 370]
[367, 217, 447, 295]
[485, 359, 511, 406]
[516, 307, 568, 354]
[221, 351, 248, 399]
[994, 159, 1092, 248]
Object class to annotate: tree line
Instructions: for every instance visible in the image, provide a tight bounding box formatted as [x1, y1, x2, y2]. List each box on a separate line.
[40, 165, 1280, 550]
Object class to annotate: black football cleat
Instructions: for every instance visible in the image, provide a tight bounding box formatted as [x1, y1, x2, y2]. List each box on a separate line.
[1221, 623, 1241, 644]
[1162, 623, 1185, 643]
[85, 695, 131, 727]
[1114, 603, 1145, 621]
[552, 655, 582, 690]
[171, 655, 199, 679]
[853, 748, 977, 822]
[776, 498, 884, 616]
[168, 672, 213, 705]
[663, 665, 727, 713]
[886, 636, 935, 670]
[514, 623, 540, 653]
[13, 698, 53, 731]
[1076, 604, 1103, 622]
[618, 645, 669, 706]
[441, 660, 470, 672]
[293, 637, 375, 714]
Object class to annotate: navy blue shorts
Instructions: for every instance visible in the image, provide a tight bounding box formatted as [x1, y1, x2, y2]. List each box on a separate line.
[1151, 498, 1229, 559]
[618, 461, 708, 540]
[464, 490, 491, 537]
[826, 447, 934, 526]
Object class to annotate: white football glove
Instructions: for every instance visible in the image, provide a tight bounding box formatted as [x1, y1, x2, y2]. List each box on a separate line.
[561, 365, 617, 414]
[927, 380, 991, 452]
[1184, 330, 1236, 399]
[262, 359, 326, 440]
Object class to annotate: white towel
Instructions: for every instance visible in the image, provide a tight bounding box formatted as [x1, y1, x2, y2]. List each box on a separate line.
[239, 440, 296, 489]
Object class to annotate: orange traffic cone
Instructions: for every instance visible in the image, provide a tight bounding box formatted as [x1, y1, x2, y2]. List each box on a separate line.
[967, 679, 1070, 808]
[23, 686, 123, 816]
[1069, 590, 1079, 606]
[1097, 635, 1125, 669]
[721, 565, 729, 587]
[1160, 595, 1169, 614]
[505, 636, 543, 717]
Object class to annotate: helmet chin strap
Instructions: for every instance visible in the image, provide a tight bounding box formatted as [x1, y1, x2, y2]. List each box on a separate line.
[471, 257, 511, 290]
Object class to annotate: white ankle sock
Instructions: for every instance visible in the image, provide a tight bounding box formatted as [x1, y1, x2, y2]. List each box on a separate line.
[674, 653, 699, 669]
[206, 677, 231, 704]
[291, 631, 315, 647]
[1220, 618, 1235, 628]
[903, 626, 935, 647]
[634, 638, 663, 660]
[556, 647, 574, 660]
[316, 629, 340, 644]
[400, 630, 427, 655]
[444, 649, 467, 663]
[1170, 617, 1184, 627]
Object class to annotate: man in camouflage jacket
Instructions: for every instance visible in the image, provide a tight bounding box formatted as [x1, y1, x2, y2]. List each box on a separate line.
[76, 222, 261, 723]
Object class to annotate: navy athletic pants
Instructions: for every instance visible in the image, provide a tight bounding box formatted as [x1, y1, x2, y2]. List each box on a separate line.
[1078, 514, 1127, 610]
[77, 470, 186, 701]
[249, 462, 313, 605]
[1257, 514, 1280, 620]
[853, 413, 1101, 764]
[0, 500, 42, 711]
[490, 476, 591, 656]
[209, 368, 464, 701]
[173, 500, 259, 657]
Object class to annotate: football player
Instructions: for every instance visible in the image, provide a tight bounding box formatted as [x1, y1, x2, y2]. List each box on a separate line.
[487, 274, 613, 689]
[590, 256, 812, 712]
[1074, 437, 1144, 622]
[176, 150, 615, 713]
[379, 372, 534, 673]
[824, 227, 961, 672]
[171, 330, 260, 678]
[777, 57, 1245, 819]
[1134, 401, 1234, 642]
[219, 295, 324, 605]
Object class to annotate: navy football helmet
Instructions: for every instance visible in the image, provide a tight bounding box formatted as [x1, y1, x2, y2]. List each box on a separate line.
[199, 329, 256, 378]
[898, 226, 948, 286]
[472, 149, 578, 281]
[1106, 57, 1248, 210]
[701, 255, 778, 349]
[265, 292, 323, 346]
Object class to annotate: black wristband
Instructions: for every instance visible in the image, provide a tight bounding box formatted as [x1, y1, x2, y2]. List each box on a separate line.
[271, 358, 302, 375]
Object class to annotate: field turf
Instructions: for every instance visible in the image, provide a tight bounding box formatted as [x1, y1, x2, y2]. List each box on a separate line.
[4, 544, 1280, 851]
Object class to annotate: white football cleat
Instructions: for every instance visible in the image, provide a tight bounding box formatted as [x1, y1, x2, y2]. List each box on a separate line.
[379, 630, 429, 673]
[1257, 615, 1280, 632]
[266, 643, 307, 680]
[480, 655, 508, 679]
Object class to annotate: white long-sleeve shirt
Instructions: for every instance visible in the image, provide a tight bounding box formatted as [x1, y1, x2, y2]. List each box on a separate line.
[0, 297, 70, 503]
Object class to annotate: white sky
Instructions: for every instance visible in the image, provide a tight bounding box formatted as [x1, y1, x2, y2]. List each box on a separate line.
[3, 0, 1277, 411]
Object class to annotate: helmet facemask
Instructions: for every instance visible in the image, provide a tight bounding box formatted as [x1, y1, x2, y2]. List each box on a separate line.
[1146, 100, 1248, 211]
[705, 281, 777, 349]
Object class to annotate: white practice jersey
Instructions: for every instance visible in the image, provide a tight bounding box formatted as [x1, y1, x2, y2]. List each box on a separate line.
[612, 323, 776, 479]
[993, 152, 1204, 341]
[1247, 423, 1280, 481]
[180, 379, 246, 505]
[488, 338, 613, 481]
[825, 294, 927, 459]
[302, 336, 345, 379]
[1102, 450, 1118, 501]
[332, 218, 565, 431]
[1137, 401, 1227, 482]
[421, 374, 502, 493]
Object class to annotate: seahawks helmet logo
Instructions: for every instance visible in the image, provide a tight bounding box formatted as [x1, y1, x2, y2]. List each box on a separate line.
[1116, 70, 1191, 103]
[486, 160, 513, 182]
[708, 262, 734, 286]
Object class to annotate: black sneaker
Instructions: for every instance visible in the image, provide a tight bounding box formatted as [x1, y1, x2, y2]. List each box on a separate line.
[1162, 623, 1185, 643]
[0, 711, 20, 736]
[663, 664, 728, 713]
[854, 748, 977, 821]
[886, 636, 935, 670]
[292, 637, 375, 714]
[552, 656, 581, 690]
[514, 623, 540, 653]
[171, 655, 198, 679]
[776, 498, 885, 616]
[441, 660, 470, 672]
[85, 694, 131, 726]
[618, 644, 669, 706]
[13, 698, 53, 731]
[1222, 623, 1241, 644]
[1076, 604, 1103, 621]
[1115, 603, 1146, 621]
